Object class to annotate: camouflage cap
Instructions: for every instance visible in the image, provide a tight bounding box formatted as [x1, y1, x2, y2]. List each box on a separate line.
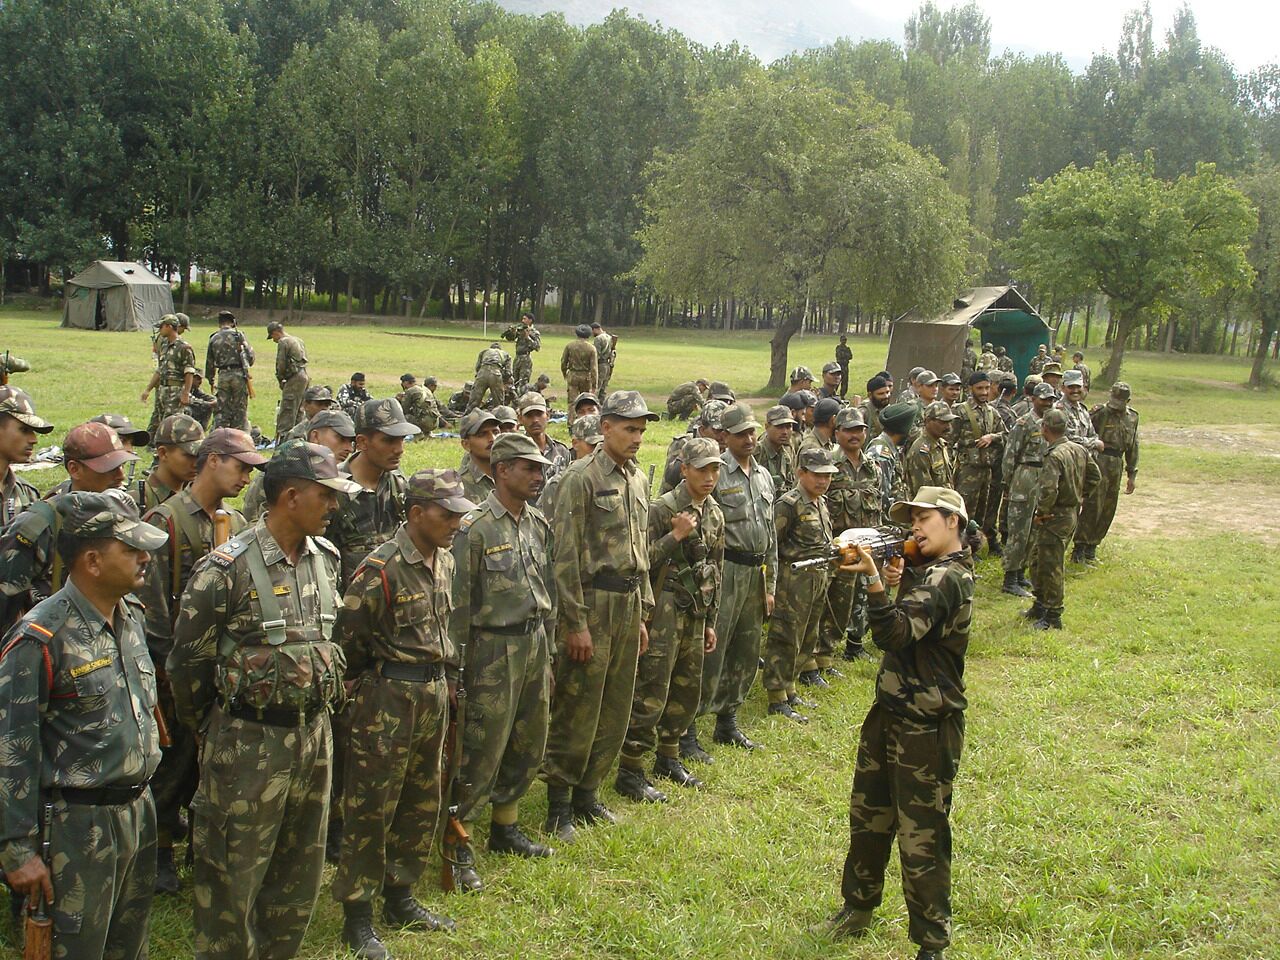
[200, 428, 269, 467]
[822, 361, 841, 375]
[1032, 382, 1058, 399]
[64, 422, 140, 472]
[491, 405, 519, 426]
[490, 432, 552, 467]
[154, 414, 204, 453]
[158, 313, 179, 329]
[796, 390, 818, 408]
[796, 446, 838, 474]
[405, 468, 476, 514]
[878, 401, 916, 434]
[516, 392, 548, 414]
[175, 313, 190, 330]
[814, 397, 842, 425]
[1111, 381, 1132, 398]
[907, 366, 925, 382]
[720, 403, 759, 434]
[982, 342, 993, 350]
[355, 397, 421, 438]
[699, 399, 728, 430]
[459, 409, 500, 438]
[55, 490, 168, 552]
[889, 485, 967, 525]
[601, 390, 659, 421]
[1041, 361, 1063, 376]
[303, 385, 335, 403]
[765, 404, 797, 427]
[940, 372, 962, 386]
[217, 310, 237, 324]
[570, 414, 603, 444]
[994, 345, 1006, 356]
[834, 406, 867, 430]
[707, 381, 735, 402]
[573, 392, 600, 410]
[265, 321, 283, 338]
[0, 386, 53, 433]
[680, 436, 722, 469]
[1024, 374, 1043, 388]
[916, 369, 939, 386]
[788, 366, 815, 383]
[90, 413, 149, 446]
[305, 408, 357, 438]
[923, 401, 957, 422]
[263, 440, 362, 494]
[1062, 370, 1084, 387]
[1040, 408, 1069, 433]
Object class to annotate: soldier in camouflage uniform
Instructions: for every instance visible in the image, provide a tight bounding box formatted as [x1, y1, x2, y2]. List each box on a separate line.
[539, 415, 601, 517]
[243, 410, 355, 521]
[961, 341, 978, 385]
[1072, 352, 1091, 393]
[1026, 411, 1100, 630]
[949, 372, 1004, 553]
[758, 405, 797, 494]
[835, 336, 853, 398]
[590, 322, 616, 395]
[457, 409, 501, 504]
[991, 375, 1020, 553]
[859, 375, 893, 437]
[817, 362, 844, 402]
[136, 414, 203, 513]
[167, 441, 358, 960]
[338, 373, 372, 421]
[617, 437, 724, 803]
[0, 387, 53, 529]
[139, 429, 265, 893]
[268, 320, 310, 440]
[206, 311, 255, 431]
[0, 492, 167, 960]
[511, 313, 541, 395]
[1000, 383, 1057, 596]
[938, 372, 963, 407]
[765, 447, 838, 722]
[1028, 344, 1048, 376]
[517, 392, 572, 480]
[866, 402, 915, 518]
[903, 402, 957, 495]
[798, 398, 840, 458]
[334, 470, 476, 957]
[819, 487, 973, 960]
[1074, 382, 1139, 563]
[994, 345, 1014, 374]
[468, 342, 513, 412]
[977, 343, 997, 371]
[666, 379, 708, 420]
[282, 385, 337, 443]
[1055, 370, 1105, 564]
[141, 315, 196, 438]
[560, 326, 599, 425]
[542, 391, 656, 840]
[446, 436, 556, 893]
[398, 373, 440, 435]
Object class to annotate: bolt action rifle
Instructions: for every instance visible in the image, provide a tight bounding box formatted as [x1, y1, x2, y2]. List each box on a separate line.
[23, 800, 53, 960]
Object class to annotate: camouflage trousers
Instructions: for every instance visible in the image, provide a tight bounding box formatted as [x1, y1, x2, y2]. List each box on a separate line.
[666, 396, 699, 420]
[190, 705, 331, 960]
[697, 558, 765, 719]
[214, 373, 250, 431]
[151, 664, 198, 847]
[275, 372, 309, 439]
[841, 703, 965, 952]
[1002, 467, 1041, 573]
[564, 374, 597, 425]
[333, 673, 447, 903]
[597, 362, 613, 397]
[542, 587, 641, 792]
[1030, 512, 1076, 617]
[147, 385, 188, 441]
[818, 571, 868, 663]
[468, 370, 506, 411]
[456, 624, 552, 824]
[622, 596, 706, 768]
[46, 790, 156, 960]
[513, 354, 533, 395]
[763, 566, 828, 695]
[1075, 455, 1124, 547]
[953, 463, 997, 535]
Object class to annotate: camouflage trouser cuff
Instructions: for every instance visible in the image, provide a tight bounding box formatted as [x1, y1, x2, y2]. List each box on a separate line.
[655, 742, 680, 760]
[767, 689, 788, 705]
[490, 801, 519, 826]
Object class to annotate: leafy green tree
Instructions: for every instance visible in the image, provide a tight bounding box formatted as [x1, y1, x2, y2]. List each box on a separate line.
[904, 1, 990, 67]
[1238, 165, 1280, 386]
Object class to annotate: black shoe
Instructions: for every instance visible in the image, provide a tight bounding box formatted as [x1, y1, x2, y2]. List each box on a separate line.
[812, 905, 873, 939]
[325, 817, 343, 865]
[679, 726, 714, 764]
[488, 822, 552, 858]
[1018, 569, 1032, 588]
[653, 754, 703, 789]
[383, 886, 455, 932]
[843, 639, 874, 662]
[768, 701, 809, 723]
[788, 693, 817, 710]
[572, 793, 619, 825]
[614, 766, 669, 803]
[442, 839, 483, 893]
[985, 534, 1002, 557]
[1070, 546, 1084, 564]
[1084, 545, 1100, 566]
[155, 846, 180, 895]
[713, 712, 761, 750]
[343, 904, 392, 959]
[797, 669, 829, 688]
[1033, 613, 1064, 631]
[1020, 602, 1045, 621]
[916, 949, 945, 960]
[1001, 571, 1031, 597]
[543, 800, 577, 843]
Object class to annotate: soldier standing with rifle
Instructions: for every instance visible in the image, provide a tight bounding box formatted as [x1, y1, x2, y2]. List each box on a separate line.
[507, 312, 541, 396]
[590, 322, 616, 396]
[205, 311, 255, 431]
[1000, 382, 1057, 597]
[1074, 382, 1140, 563]
[140, 315, 195, 438]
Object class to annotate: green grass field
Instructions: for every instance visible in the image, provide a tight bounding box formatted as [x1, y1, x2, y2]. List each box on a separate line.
[3, 304, 1279, 959]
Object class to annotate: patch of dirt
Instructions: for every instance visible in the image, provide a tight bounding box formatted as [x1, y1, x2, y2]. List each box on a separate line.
[1143, 426, 1280, 457]
[1111, 474, 1280, 545]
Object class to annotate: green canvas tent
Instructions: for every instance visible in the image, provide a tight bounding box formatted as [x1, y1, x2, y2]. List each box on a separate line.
[886, 286, 1050, 387]
[61, 260, 174, 331]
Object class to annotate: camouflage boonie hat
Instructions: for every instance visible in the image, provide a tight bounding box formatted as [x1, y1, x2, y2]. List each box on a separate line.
[834, 407, 866, 430]
[940, 372, 962, 386]
[821, 361, 841, 375]
[573, 392, 600, 410]
[1111, 381, 1132, 398]
[303, 385, 335, 403]
[459, 409, 500, 438]
[490, 433, 552, 467]
[601, 390, 659, 421]
[1032, 382, 1058, 399]
[765, 404, 796, 427]
[265, 321, 284, 337]
[1040, 409, 1069, 432]
[263, 440, 361, 494]
[516, 392, 548, 414]
[1062, 370, 1084, 387]
[570, 414, 602, 444]
[0, 386, 53, 433]
[878, 401, 916, 434]
[699, 399, 728, 430]
[889, 485, 967, 525]
[1041, 361, 1063, 376]
[305, 409, 356, 438]
[680, 437, 722, 469]
[923, 401, 957, 422]
[707, 381, 735, 402]
[720, 403, 759, 434]
[200, 428, 269, 467]
[405, 468, 476, 514]
[789, 366, 815, 383]
[491, 405, 519, 426]
[355, 397, 421, 438]
[796, 447, 838, 474]
[154, 414, 204, 453]
[65, 422, 139, 472]
[55, 490, 168, 552]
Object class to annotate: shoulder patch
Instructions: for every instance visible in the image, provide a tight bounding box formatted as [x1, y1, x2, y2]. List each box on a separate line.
[209, 537, 251, 567]
[313, 535, 341, 560]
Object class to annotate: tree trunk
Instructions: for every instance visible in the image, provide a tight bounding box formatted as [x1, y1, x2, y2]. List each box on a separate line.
[1163, 317, 1175, 353]
[1101, 308, 1138, 385]
[767, 303, 806, 392]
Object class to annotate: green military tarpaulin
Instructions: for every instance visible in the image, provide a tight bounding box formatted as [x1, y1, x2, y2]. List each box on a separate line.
[61, 260, 174, 332]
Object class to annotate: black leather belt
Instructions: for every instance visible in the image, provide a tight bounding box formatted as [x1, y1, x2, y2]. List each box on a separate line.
[226, 701, 325, 727]
[1099, 448, 1122, 457]
[58, 783, 148, 805]
[591, 572, 641, 593]
[724, 549, 765, 567]
[376, 660, 445, 682]
[481, 617, 542, 636]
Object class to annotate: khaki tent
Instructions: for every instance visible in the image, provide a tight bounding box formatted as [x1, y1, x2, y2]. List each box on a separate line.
[61, 260, 174, 331]
[886, 286, 1050, 388]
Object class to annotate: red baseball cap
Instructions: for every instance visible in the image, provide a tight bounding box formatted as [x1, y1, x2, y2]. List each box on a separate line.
[64, 422, 140, 473]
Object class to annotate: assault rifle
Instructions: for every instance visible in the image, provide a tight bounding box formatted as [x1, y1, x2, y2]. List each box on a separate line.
[790, 526, 923, 572]
[440, 674, 471, 892]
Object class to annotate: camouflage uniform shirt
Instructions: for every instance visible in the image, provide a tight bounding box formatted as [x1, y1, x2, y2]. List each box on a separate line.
[713, 452, 778, 593]
[275, 334, 308, 383]
[866, 433, 907, 519]
[1, 466, 39, 528]
[649, 484, 724, 621]
[828, 450, 883, 530]
[329, 455, 408, 587]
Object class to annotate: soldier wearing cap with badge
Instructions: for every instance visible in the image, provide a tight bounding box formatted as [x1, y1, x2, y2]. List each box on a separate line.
[457, 409, 502, 504]
[938, 372, 963, 407]
[137, 414, 204, 512]
[1000, 382, 1058, 597]
[333, 469, 478, 955]
[818, 486, 974, 960]
[0, 386, 53, 529]
[758, 405, 797, 493]
[138, 428, 266, 893]
[617, 435, 724, 803]
[446, 435, 556, 893]
[141, 314, 197, 438]
[44, 414, 151, 501]
[0, 491, 167, 960]
[542, 390, 656, 840]
[1074, 381, 1139, 564]
[903, 401, 957, 496]
[818, 361, 844, 401]
[283, 385, 337, 442]
[244, 409, 356, 521]
[167, 440, 358, 960]
[518, 391, 571, 477]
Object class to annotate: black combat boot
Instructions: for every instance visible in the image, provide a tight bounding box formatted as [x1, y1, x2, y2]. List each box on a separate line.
[572, 788, 619, 825]
[653, 754, 703, 789]
[154, 846, 180, 895]
[812, 905, 874, 939]
[1019, 568, 1032, 588]
[543, 786, 577, 843]
[1070, 545, 1084, 564]
[713, 711, 760, 750]
[985, 532, 1002, 557]
[343, 902, 392, 959]
[915, 949, 945, 960]
[679, 722, 714, 763]
[797, 668, 829, 688]
[1020, 600, 1045, 621]
[488, 822, 552, 858]
[442, 838, 483, 892]
[325, 816, 343, 865]
[614, 765, 668, 803]
[383, 885, 455, 932]
[768, 700, 808, 723]
[1001, 570, 1031, 597]
[788, 692, 817, 710]
[1033, 612, 1064, 631]
[1085, 544, 1101, 565]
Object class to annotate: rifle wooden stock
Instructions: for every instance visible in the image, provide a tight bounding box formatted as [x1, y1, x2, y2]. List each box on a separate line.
[23, 906, 51, 960]
[439, 693, 470, 892]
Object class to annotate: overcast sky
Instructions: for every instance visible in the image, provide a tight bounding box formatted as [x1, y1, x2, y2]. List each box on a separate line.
[499, 1, 1277, 73]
